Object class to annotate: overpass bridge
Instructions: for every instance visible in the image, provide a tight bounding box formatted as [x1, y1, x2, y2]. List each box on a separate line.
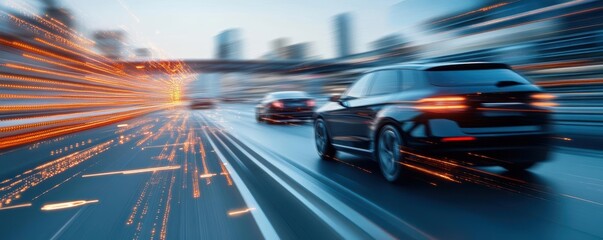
[119, 59, 374, 75]
[118, 46, 417, 75]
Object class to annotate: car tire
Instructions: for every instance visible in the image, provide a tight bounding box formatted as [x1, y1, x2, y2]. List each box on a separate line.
[315, 119, 336, 161]
[256, 110, 263, 123]
[377, 125, 405, 183]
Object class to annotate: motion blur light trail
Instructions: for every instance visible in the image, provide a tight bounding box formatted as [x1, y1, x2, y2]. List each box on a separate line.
[0, 2, 191, 150]
[0, 203, 31, 210]
[228, 207, 256, 216]
[1, 0, 603, 239]
[81, 165, 181, 178]
[0, 105, 601, 239]
[40, 199, 99, 211]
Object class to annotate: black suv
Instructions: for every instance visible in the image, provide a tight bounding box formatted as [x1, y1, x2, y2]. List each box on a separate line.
[314, 62, 553, 182]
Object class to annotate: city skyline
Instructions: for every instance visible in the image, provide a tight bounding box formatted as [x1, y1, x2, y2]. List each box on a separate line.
[5, 0, 487, 60]
[57, 0, 400, 59]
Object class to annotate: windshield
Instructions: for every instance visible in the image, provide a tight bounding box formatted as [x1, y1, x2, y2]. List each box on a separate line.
[427, 69, 531, 87]
[270, 91, 309, 99]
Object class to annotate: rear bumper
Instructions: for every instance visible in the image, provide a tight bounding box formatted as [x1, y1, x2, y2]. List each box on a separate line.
[264, 110, 314, 121]
[407, 133, 551, 165]
[403, 119, 552, 165]
[190, 103, 215, 109]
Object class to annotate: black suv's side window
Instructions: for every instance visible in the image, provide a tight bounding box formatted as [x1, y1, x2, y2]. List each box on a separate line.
[344, 73, 374, 99]
[367, 70, 400, 96]
[401, 70, 417, 90]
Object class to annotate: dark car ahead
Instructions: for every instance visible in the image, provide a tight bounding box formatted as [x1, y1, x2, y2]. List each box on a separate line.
[256, 91, 316, 123]
[190, 98, 216, 109]
[314, 62, 554, 182]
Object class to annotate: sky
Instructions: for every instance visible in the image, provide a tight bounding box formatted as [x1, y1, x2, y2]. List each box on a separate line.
[58, 0, 401, 59]
[19, 0, 482, 60]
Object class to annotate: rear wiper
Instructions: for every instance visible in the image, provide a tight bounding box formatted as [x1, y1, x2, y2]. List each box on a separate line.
[496, 80, 524, 87]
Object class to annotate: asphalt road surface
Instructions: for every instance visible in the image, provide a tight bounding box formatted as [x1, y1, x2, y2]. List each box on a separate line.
[1, 103, 602, 239]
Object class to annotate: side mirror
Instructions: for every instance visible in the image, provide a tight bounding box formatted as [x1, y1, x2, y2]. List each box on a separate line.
[329, 94, 341, 102]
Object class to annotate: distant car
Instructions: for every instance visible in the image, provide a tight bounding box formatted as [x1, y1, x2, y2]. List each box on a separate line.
[314, 62, 553, 182]
[220, 97, 240, 103]
[256, 91, 316, 123]
[189, 98, 216, 109]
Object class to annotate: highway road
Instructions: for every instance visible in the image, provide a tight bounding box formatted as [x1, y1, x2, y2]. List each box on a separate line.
[1, 103, 602, 239]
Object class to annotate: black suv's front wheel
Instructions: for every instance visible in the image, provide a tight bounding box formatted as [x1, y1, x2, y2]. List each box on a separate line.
[315, 119, 336, 161]
[377, 125, 405, 183]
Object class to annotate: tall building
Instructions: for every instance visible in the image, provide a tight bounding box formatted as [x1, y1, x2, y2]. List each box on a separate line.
[214, 29, 242, 60]
[214, 29, 243, 97]
[271, 38, 290, 60]
[371, 34, 407, 51]
[42, 0, 74, 31]
[266, 39, 311, 60]
[93, 30, 126, 60]
[133, 48, 152, 60]
[334, 13, 354, 58]
[285, 43, 311, 60]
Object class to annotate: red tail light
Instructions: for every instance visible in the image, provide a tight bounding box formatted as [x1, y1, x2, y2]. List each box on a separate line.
[530, 93, 557, 108]
[272, 100, 284, 108]
[306, 99, 316, 107]
[441, 136, 476, 142]
[415, 96, 467, 113]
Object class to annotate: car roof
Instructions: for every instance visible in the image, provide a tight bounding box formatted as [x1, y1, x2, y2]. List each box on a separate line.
[366, 62, 511, 72]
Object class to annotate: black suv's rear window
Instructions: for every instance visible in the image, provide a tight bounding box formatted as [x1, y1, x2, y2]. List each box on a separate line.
[426, 69, 531, 87]
[270, 91, 309, 99]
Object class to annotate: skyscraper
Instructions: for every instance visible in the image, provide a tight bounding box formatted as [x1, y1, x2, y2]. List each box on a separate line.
[334, 13, 354, 58]
[93, 30, 126, 60]
[214, 29, 243, 97]
[215, 29, 242, 60]
[271, 38, 290, 60]
[285, 43, 311, 60]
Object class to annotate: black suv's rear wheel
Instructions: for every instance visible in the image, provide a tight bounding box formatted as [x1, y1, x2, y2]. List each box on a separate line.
[315, 119, 336, 160]
[377, 125, 404, 182]
[503, 162, 536, 172]
[501, 148, 547, 171]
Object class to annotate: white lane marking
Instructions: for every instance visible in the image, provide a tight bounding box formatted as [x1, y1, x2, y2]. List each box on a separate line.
[254, 143, 434, 239]
[210, 126, 388, 239]
[206, 106, 433, 239]
[198, 114, 279, 240]
[198, 113, 394, 239]
[50, 207, 85, 240]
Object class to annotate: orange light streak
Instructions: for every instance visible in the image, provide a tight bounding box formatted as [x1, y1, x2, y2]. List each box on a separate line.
[82, 165, 181, 178]
[227, 207, 256, 216]
[0, 203, 32, 210]
[41, 200, 99, 211]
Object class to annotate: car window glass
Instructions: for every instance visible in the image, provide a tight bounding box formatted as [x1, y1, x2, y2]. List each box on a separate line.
[271, 91, 308, 99]
[427, 69, 530, 86]
[344, 73, 373, 99]
[367, 70, 400, 96]
[402, 70, 417, 90]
